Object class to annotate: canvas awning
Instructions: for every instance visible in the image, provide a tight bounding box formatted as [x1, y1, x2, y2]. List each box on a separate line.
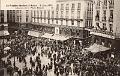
[41, 33, 72, 41]
[51, 34, 72, 41]
[28, 31, 41, 37]
[41, 33, 53, 39]
[4, 47, 11, 50]
[85, 43, 110, 53]
[0, 30, 9, 36]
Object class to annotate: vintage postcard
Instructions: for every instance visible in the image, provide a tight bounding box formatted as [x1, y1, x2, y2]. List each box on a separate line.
[0, 0, 120, 76]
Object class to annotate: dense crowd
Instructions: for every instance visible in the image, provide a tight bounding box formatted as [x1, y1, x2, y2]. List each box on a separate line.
[0, 32, 120, 76]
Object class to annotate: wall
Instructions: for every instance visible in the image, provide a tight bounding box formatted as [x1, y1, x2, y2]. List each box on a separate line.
[114, 0, 120, 38]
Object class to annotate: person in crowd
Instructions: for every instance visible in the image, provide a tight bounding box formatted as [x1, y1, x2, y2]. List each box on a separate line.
[0, 32, 120, 76]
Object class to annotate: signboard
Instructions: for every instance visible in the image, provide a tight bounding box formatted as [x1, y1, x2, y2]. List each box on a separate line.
[55, 27, 59, 34]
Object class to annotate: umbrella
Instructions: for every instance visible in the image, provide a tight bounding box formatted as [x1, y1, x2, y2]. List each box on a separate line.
[4, 47, 11, 50]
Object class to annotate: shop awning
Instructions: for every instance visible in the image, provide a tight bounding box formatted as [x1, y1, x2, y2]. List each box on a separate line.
[85, 43, 110, 53]
[41, 33, 53, 39]
[4, 31, 9, 36]
[0, 30, 9, 36]
[28, 31, 41, 37]
[51, 34, 72, 41]
[41, 33, 72, 41]
[4, 47, 11, 50]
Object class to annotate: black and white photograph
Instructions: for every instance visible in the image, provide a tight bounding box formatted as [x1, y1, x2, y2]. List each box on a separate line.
[0, 0, 120, 76]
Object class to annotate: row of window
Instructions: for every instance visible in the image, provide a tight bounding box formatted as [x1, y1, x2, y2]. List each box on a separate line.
[96, 0, 114, 9]
[33, 10, 81, 19]
[0, 11, 4, 23]
[96, 22, 113, 32]
[96, 10, 113, 22]
[32, 18, 81, 26]
[7, 10, 30, 23]
[56, 3, 81, 11]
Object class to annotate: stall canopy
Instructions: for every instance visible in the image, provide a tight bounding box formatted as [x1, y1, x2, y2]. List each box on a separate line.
[51, 34, 72, 41]
[85, 43, 110, 53]
[41, 33, 72, 41]
[41, 33, 53, 39]
[28, 31, 41, 37]
[0, 30, 9, 36]
[4, 47, 11, 50]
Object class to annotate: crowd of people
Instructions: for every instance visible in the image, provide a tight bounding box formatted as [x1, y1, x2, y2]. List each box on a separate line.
[0, 31, 120, 76]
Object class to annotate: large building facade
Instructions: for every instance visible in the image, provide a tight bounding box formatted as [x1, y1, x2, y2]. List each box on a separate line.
[0, 10, 9, 37]
[2, 0, 120, 51]
[0, 0, 93, 47]
[89, 0, 120, 51]
[32, 0, 93, 47]
[7, 10, 32, 34]
[0, 10, 7, 23]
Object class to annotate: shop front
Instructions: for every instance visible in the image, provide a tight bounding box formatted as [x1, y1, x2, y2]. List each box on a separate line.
[59, 26, 89, 48]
